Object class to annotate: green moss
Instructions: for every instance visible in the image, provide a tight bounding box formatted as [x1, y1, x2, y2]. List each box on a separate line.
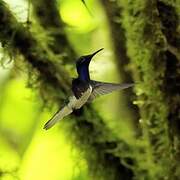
[119, 0, 176, 178]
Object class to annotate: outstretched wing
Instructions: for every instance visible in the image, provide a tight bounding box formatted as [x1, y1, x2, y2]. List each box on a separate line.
[89, 80, 134, 101]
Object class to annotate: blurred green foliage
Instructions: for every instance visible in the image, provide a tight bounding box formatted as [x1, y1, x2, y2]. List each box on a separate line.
[0, 63, 89, 180]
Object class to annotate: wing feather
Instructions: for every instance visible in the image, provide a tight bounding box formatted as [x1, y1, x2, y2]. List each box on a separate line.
[89, 80, 134, 101]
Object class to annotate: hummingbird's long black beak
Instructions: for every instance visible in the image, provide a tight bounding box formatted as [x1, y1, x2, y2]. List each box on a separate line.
[77, 48, 104, 66]
[89, 48, 104, 59]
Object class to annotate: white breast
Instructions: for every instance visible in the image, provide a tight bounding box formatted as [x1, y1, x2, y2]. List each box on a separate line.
[68, 85, 92, 109]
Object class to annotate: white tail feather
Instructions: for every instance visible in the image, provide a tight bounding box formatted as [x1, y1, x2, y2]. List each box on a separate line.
[44, 86, 92, 130]
[44, 106, 73, 130]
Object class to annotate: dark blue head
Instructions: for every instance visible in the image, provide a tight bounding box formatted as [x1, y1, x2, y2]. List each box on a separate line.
[76, 48, 103, 82]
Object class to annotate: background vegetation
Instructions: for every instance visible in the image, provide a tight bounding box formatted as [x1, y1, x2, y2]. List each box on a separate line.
[0, 0, 179, 179]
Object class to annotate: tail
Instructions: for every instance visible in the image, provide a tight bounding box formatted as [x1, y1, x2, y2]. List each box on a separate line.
[44, 106, 73, 130]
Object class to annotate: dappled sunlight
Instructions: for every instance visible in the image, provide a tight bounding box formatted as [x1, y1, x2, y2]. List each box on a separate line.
[20, 128, 87, 180]
[0, 79, 40, 135]
[60, 0, 96, 33]
[4, 0, 27, 22]
[0, 70, 88, 179]
[0, 137, 20, 177]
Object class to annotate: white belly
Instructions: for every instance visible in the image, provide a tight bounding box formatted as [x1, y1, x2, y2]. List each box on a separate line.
[68, 85, 92, 109]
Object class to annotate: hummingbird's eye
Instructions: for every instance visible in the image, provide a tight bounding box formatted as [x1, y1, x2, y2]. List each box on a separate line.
[78, 57, 86, 64]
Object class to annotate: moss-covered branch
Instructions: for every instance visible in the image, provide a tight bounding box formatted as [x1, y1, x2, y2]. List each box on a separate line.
[0, 1, 71, 101]
[101, 0, 140, 131]
[30, 0, 77, 62]
[157, 1, 180, 177]
[119, 0, 180, 178]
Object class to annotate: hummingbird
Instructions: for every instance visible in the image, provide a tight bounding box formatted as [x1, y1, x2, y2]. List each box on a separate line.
[44, 48, 134, 130]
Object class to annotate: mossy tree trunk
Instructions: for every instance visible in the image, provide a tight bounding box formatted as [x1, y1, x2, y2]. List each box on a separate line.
[118, 0, 180, 179]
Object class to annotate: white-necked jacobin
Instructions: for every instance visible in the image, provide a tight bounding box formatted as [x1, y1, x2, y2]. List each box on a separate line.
[44, 48, 134, 130]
